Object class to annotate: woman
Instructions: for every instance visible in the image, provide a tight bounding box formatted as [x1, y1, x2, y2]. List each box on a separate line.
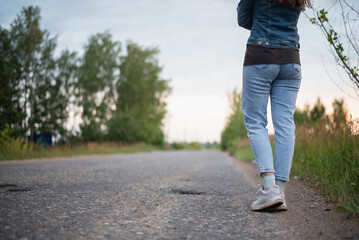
[237, 0, 312, 211]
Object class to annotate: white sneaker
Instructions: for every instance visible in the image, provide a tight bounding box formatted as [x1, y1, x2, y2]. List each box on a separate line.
[273, 191, 287, 211]
[251, 185, 283, 211]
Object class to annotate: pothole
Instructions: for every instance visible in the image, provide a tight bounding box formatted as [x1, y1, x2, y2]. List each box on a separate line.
[0, 184, 17, 188]
[0, 184, 30, 193]
[171, 189, 204, 195]
[7, 188, 30, 192]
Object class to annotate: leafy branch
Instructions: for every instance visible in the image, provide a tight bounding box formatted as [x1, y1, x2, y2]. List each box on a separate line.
[309, 3, 359, 90]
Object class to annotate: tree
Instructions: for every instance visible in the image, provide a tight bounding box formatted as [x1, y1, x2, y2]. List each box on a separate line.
[77, 32, 121, 142]
[2, 6, 78, 144]
[54, 50, 79, 143]
[107, 43, 171, 145]
[220, 89, 247, 151]
[294, 104, 310, 128]
[308, 0, 359, 93]
[0, 27, 25, 136]
[9, 6, 74, 142]
[310, 98, 326, 122]
[332, 98, 348, 131]
[10, 6, 45, 141]
[42, 50, 78, 143]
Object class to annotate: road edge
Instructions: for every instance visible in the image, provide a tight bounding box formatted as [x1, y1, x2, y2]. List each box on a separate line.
[226, 152, 359, 240]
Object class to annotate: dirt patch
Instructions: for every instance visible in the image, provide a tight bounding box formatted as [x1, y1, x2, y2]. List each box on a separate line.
[228, 154, 359, 240]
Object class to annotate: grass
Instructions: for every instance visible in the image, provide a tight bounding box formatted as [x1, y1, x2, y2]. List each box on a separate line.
[231, 138, 254, 162]
[170, 142, 202, 150]
[0, 141, 162, 161]
[0, 125, 203, 161]
[0, 138, 203, 161]
[291, 122, 359, 216]
[229, 121, 359, 216]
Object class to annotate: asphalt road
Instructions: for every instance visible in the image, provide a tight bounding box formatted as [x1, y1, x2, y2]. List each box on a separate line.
[0, 150, 294, 239]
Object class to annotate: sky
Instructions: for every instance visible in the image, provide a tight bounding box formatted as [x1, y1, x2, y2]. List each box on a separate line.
[1, 0, 358, 143]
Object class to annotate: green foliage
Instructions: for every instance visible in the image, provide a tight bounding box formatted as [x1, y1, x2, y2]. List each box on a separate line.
[310, 98, 326, 122]
[293, 99, 359, 216]
[332, 99, 348, 131]
[0, 132, 159, 160]
[107, 43, 171, 145]
[309, 3, 359, 89]
[0, 122, 161, 161]
[0, 27, 25, 136]
[171, 142, 202, 150]
[77, 31, 121, 142]
[9, 6, 49, 139]
[294, 104, 310, 127]
[232, 138, 254, 162]
[2, 6, 77, 142]
[2, 6, 171, 151]
[220, 89, 247, 151]
[55, 50, 79, 143]
[33, 38, 73, 140]
[203, 141, 219, 149]
[0, 6, 170, 144]
[0, 124, 35, 160]
[294, 98, 328, 128]
[293, 129, 359, 216]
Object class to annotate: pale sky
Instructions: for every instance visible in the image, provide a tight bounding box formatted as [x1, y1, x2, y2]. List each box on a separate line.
[1, 0, 358, 142]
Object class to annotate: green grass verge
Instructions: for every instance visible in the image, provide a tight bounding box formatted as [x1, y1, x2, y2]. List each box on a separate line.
[292, 134, 359, 216]
[170, 142, 202, 150]
[0, 142, 161, 161]
[229, 134, 359, 217]
[0, 140, 205, 161]
[232, 146, 254, 162]
[228, 138, 254, 162]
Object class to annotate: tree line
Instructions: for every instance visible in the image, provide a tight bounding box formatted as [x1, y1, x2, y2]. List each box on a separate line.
[220, 90, 353, 152]
[0, 6, 171, 145]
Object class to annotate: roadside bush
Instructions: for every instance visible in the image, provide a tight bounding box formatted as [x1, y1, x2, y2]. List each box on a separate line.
[221, 89, 247, 151]
[0, 124, 36, 160]
[171, 142, 202, 150]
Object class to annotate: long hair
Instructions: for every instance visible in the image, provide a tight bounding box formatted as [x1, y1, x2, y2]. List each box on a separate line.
[267, 0, 312, 8]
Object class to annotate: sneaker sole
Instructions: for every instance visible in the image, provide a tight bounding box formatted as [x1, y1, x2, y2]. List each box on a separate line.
[272, 204, 288, 211]
[251, 198, 283, 211]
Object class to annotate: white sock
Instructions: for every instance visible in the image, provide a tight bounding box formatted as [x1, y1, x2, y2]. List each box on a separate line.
[262, 175, 276, 190]
[276, 179, 286, 192]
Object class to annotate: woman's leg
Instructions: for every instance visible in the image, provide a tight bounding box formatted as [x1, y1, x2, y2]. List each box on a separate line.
[242, 64, 280, 178]
[270, 63, 302, 182]
[242, 64, 284, 211]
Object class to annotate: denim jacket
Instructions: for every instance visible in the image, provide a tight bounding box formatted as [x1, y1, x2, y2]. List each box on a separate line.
[237, 0, 302, 49]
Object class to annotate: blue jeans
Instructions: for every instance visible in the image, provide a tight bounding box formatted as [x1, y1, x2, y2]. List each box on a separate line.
[242, 64, 301, 181]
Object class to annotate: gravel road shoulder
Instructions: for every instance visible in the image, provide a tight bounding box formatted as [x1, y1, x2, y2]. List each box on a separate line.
[229, 154, 359, 240]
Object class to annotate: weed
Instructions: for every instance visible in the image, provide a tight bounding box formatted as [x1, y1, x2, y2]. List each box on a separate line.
[292, 116, 359, 216]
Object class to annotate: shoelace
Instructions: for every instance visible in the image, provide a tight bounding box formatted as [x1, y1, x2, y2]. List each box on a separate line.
[256, 184, 264, 193]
